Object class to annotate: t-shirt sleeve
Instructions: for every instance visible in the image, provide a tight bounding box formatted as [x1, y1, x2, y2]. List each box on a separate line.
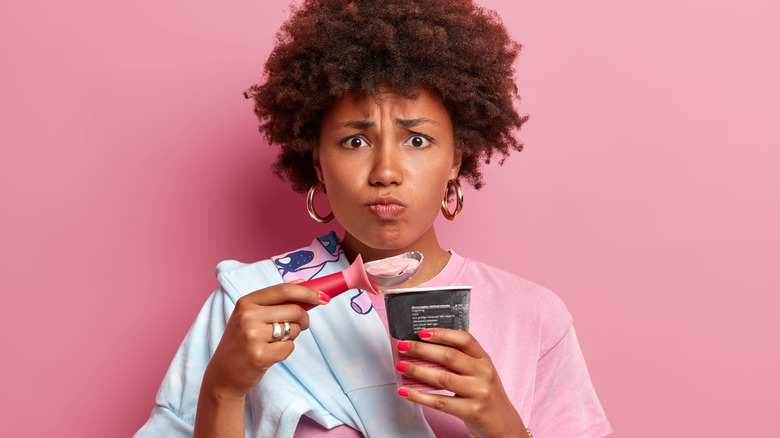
[529, 326, 612, 438]
[134, 288, 235, 437]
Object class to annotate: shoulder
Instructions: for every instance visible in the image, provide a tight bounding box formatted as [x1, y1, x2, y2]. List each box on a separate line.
[212, 232, 345, 302]
[460, 256, 573, 353]
[461, 257, 570, 319]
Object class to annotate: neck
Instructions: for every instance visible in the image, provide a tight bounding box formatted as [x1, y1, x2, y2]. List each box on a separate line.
[340, 228, 451, 289]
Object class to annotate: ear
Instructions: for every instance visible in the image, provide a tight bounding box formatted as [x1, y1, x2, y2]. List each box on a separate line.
[312, 147, 324, 181]
[449, 148, 463, 180]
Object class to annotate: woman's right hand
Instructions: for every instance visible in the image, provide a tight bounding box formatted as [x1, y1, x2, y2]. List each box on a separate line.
[201, 281, 330, 400]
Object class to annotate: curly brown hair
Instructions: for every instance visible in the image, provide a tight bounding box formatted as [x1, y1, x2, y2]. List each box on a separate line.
[245, 0, 528, 193]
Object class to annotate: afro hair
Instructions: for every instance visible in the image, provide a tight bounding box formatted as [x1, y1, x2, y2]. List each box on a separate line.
[245, 0, 528, 193]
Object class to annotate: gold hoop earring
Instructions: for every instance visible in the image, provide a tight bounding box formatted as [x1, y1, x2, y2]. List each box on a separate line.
[441, 179, 463, 221]
[307, 181, 334, 223]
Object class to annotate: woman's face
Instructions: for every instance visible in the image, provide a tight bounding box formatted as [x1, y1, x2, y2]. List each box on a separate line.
[314, 89, 462, 252]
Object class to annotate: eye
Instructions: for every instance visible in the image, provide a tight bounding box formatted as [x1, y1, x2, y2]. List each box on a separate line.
[404, 135, 431, 148]
[341, 136, 368, 149]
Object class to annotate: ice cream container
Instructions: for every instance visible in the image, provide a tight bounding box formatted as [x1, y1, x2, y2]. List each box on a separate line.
[384, 286, 471, 395]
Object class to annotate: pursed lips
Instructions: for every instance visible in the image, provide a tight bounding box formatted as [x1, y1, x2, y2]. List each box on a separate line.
[367, 197, 406, 219]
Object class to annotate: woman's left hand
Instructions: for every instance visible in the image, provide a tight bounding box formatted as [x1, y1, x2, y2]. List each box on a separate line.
[395, 328, 527, 438]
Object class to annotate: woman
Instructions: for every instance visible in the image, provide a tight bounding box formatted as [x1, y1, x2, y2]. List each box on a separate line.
[137, 1, 611, 437]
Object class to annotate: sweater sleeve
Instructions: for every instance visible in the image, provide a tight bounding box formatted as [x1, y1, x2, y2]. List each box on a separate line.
[134, 288, 235, 437]
[529, 326, 612, 438]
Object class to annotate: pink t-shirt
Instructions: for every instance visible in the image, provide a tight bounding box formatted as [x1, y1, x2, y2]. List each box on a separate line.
[295, 252, 611, 437]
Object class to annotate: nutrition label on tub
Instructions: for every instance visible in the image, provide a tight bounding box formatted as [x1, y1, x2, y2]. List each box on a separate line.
[410, 303, 469, 331]
[385, 287, 472, 339]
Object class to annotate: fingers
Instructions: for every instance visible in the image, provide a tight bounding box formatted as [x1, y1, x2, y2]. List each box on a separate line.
[242, 329, 298, 373]
[394, 329, 495, 398]
[260, 338, 297, 364]
[268, 321, 303, 342]
[234, 298, 311, 331]
[240, 282, 330, 307]
[417, 328, 487, 359]
[397, 331, 485, 375]
[234, 282, 331, 331]
[395, 353, 477, 397]
[397, 386, 468, 418]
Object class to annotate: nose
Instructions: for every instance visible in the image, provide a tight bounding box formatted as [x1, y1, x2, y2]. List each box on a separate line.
[368, 143, 403, 187]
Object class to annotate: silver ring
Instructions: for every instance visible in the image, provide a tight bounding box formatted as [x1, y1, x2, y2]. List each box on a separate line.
[281, 322, 291, 341]
[272, 322, 282, 340]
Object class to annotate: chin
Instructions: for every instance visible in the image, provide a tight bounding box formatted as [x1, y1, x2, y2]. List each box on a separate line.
[367, 236, 410, 252]
[356, 228, 415, 252]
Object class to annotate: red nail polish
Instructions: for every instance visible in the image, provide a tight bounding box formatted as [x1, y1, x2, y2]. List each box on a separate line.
[397, 341, 411, 351]
[318, 292, 331, 303]
[396, 362, 408, 372]
[418, 329, 434, 338]
[398, 388, 410, 397]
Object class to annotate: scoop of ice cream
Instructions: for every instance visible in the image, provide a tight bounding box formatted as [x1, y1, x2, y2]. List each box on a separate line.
[365, 256, 420, 277]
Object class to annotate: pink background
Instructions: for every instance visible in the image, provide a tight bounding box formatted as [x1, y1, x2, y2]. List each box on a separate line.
[1, 0, 778, 436]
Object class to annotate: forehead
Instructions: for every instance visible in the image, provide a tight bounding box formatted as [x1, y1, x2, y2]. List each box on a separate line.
[322, 88, 451, 124]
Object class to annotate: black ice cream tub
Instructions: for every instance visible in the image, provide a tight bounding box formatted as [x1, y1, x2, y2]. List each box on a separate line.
[384, 286, 472, 394]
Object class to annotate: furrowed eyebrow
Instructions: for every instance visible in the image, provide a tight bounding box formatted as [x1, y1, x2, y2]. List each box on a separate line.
[337, 121, 375, 130]
[395, 118, 437, 128]
[335, 118, 437, 130]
